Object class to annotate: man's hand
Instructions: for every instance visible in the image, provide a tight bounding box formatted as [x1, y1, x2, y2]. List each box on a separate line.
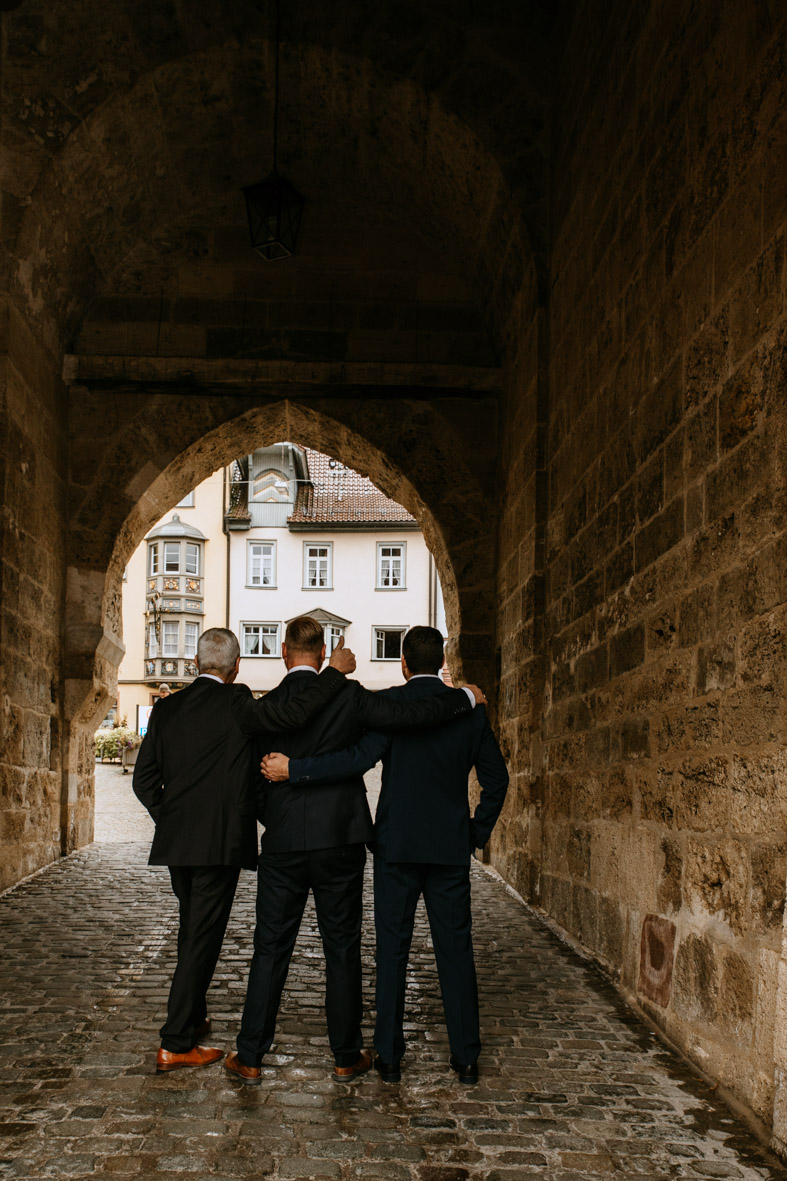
[261, 752, 291, 782]
[328, 635, 356, 675]
[466, 684, 487, 705]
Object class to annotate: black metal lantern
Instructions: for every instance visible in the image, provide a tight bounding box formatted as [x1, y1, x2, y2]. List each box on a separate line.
[243, 171, 304, 261]
[243, 0, 304, 260]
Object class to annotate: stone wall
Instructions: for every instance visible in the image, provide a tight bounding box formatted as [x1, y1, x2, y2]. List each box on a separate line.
[493, 0, 787, 1132]
[0, 300, 67, 891]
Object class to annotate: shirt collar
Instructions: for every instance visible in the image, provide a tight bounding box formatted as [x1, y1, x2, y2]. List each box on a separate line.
[287, 664, 319, 675]
[408, 673, 443, 680]
[197, 673, 225, 684]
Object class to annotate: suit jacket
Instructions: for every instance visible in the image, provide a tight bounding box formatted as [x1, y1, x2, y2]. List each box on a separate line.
[132, 668, 347, 868]
[257, 672, 474, 854]
[288, 676, 509, 864]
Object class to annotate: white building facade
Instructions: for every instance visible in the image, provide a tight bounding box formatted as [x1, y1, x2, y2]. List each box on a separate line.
[117, 444, 446, 730]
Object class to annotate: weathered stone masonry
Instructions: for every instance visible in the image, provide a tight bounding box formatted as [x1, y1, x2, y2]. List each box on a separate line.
[490, 0, 787, 1145]
[2, 0, 787, 1149]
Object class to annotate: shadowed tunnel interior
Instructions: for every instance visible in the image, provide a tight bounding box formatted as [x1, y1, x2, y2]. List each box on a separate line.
[2, 0, 787, 1147]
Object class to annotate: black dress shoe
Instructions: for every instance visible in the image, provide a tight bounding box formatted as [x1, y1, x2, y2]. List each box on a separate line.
[374, 1056, 401, 1083]
[449, 1054, 479, 1084]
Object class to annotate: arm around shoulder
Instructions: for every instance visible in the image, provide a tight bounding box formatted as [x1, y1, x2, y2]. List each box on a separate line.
[231, 667, 346, 736]
[354, 683, 472, 730]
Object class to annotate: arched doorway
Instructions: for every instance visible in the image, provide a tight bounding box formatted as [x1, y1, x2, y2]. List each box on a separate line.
[62, 394, 500, 852]
[1, 15, 543, 918]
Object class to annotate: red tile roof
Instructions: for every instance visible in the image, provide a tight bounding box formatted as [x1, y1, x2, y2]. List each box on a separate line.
[289, 449, 416, 526]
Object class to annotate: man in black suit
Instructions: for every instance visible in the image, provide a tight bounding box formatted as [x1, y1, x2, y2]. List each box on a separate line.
[262, 625, 508, 1085]
[132, 626, 355, 1073]
[223, 616, 484, 1086]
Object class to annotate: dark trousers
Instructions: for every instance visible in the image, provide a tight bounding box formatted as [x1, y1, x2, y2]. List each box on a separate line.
[373, 857, 480, 1066]
[160, 865, 240, 1053]
[236, 844, 366, 1067]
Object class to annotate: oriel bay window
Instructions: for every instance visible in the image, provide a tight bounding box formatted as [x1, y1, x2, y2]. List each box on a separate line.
[372, 626, 407, 660]
[304, 543, 332, 589]
[248, 541, 276, 587]
[242, 623, 280, 657]
[184, 622, 199, 660]
[377, 542, 406, 589]
[162, 621, 179, 657]
[164, 542, 180, 573]
[185, 543, 199, 575]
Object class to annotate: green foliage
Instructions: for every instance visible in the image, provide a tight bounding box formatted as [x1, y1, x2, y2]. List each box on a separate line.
[94, 727, 143, 760]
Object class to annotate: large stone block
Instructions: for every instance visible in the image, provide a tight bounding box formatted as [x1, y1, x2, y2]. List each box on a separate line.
[634, 497, 684, 573]
[695, 638, 736, 695]
[750, 844, 787, 937]
[684, 837, 748, 934]
[673, 931, 720, 1023]
[609, 623, 645, 679]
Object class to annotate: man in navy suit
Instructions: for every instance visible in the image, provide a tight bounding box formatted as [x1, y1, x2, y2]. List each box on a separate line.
[262, 625, 508, 1084]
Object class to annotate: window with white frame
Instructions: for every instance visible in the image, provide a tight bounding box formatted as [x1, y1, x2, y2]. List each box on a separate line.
[242, 622, 280, 657]
[148, 543, 159, 576]
[304, 543, 332, 589]
[164, 542, 180, 573]
[325, 625, 345, 652]
[147, 623, 159, 658]
[248, 541, 276, 587]
[176, 491, 195, 508]
[162, 621, 179, 657]
[185, 543, 199, 576]
[184, 621, 199, 659]
[372, 626, 407, 661]
[377, 542, 406, 589]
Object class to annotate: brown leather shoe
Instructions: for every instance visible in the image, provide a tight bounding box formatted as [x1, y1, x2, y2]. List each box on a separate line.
[333, 1049, 373, 1081]
[224, 1051, 262, 1086]
[156, 1045, 224, 1073]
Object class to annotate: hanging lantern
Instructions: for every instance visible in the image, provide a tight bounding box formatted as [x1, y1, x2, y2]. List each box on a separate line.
[243, 171, 304, 261]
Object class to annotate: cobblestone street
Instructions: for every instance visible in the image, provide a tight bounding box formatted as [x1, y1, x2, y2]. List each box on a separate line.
[0, 765, 784, 1180]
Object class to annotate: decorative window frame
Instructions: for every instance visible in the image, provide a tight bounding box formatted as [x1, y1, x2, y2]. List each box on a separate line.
[252, 470, 291, 502]
[161, 620, 179, 658]
[184, 621, 199, 660]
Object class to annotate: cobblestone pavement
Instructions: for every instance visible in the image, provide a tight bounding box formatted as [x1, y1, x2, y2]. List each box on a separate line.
[0, 772, 785, 1179]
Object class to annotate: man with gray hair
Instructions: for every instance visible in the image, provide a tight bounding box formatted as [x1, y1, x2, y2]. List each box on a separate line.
[133, 626, 354, 1073]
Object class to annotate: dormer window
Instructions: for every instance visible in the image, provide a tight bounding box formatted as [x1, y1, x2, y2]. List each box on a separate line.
[253, 470, 290, 502]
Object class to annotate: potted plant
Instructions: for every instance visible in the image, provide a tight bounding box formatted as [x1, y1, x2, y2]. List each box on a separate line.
[119, 728, 144, 773]
[94, 723, 143, 770]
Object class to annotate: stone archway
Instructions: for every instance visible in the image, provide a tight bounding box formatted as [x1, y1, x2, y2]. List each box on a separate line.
[61, 389, 500, 851]
[1, 9, 544, 893]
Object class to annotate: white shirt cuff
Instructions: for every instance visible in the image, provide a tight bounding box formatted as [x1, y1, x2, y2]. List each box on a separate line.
[462, 686, 477, 708]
